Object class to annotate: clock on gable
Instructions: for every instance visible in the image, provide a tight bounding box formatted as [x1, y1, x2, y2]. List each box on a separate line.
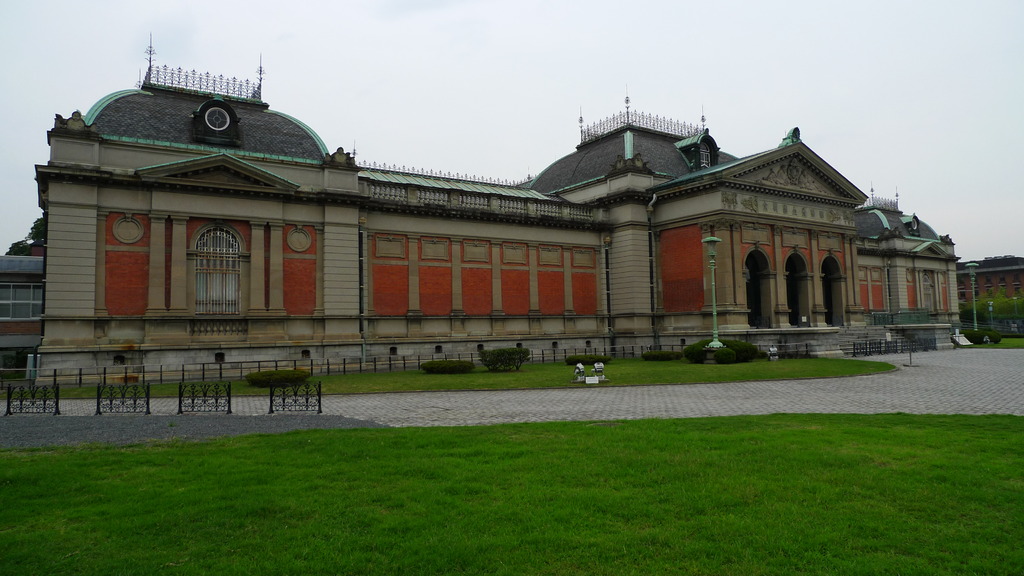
[193, 99, 242, 146]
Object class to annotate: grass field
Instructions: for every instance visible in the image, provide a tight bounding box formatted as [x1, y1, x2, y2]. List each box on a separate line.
[2, 414, 1022, 575]
[55, 357, 895, 398]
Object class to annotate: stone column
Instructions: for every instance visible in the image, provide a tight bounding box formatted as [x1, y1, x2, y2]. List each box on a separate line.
[249, 222, 266, 312]
[168, 217, 188, 313]
[267, 223, 284, 312]
[95, 214, 107, 315]
[147, 215, 166, 313]
[407, 236, 421, 315]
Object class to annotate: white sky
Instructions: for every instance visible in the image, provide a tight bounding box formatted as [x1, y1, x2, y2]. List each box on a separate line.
[2, 0, 1021, 262]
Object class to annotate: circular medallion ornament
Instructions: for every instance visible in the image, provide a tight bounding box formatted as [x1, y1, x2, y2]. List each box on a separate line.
[204, 107, 231, 131]
[287, 227, 312, 252]
[113, 215, 144, 244]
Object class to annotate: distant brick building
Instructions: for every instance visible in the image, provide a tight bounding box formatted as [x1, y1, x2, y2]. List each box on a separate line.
[957, 255, 1024, 300]
[34, 63, 958, 369]
[0, 253, 43, 367]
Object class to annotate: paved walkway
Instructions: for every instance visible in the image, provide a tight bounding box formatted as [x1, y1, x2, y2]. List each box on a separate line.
[2, 348, 1021, 447]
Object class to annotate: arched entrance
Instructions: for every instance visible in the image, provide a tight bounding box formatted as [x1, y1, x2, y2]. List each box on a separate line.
[745, 250, 772, 328]
[785, 254, 809, 326]
[821, 256, 843, 326]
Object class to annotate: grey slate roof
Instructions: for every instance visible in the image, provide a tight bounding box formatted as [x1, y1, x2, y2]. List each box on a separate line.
[854, 208, 941, 241]
[528, 127, 737, 195]
[85, 86, 327, 162]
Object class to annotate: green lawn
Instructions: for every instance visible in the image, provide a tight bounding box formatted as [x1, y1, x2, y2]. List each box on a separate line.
[56, 357, 894, 398]
[2, 414, 1021, 575]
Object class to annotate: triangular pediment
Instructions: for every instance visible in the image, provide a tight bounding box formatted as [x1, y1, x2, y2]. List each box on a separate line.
[729, 145, 867, 205]
[137, 154, 300, 193]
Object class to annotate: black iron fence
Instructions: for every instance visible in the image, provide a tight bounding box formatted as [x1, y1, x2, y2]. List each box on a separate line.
[5, 382, 60, 415]
[850, 337, 938, 357]
[13, 345, 677, 389]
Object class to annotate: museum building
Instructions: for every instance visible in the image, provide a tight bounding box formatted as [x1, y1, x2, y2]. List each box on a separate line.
[34, 65, 959, 369]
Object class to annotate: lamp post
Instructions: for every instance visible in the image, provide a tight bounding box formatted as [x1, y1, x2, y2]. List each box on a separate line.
[988, 301, 994, 328]
[1014, 296, 1019, 317]
[702, 236, 724, 349]
[966, 262, 979, 330]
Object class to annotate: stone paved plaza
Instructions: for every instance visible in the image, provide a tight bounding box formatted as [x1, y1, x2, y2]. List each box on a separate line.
[2, 348, 1021, 447]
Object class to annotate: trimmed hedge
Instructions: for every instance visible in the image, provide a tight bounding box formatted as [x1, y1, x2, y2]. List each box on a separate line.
[713, 348, 737, 364]
[641, 350, 684, 361]
[479, 348, 531, 372]
[683, 339, 759, 364]
[244, 369, 310, 388]
[962, 329, 1002, 345]
[420, 360, 476, 374]
[564, 354, 613, 366]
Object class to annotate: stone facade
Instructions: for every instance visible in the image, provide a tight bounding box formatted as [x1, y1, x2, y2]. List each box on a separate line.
[34, 73, 959, 369]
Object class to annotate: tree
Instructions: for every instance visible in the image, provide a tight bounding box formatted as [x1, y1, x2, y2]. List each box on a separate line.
[6, 216, 44, 256]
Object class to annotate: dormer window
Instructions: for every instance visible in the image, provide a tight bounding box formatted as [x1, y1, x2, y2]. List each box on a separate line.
[675, 128, 719, 171]
[193, 99, 242, 147]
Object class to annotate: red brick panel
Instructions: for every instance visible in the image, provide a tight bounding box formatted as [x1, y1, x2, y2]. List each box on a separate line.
[660, 226, 704, 312]
[283, 259, 316, 315]
[420, 266, 453, 316]
[462, 268, 492, 316]
[537, 270, 564, 315]
[372, 264, 409, 316]
[906, 274, 918, 309]
[106, 252, 149, 316]
[501, 269, 530, 315]
[0, 322, 41, 335]
[572, 271, 597, 315]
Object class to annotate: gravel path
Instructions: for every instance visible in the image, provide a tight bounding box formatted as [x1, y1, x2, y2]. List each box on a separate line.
[2, 348, 1021, 449]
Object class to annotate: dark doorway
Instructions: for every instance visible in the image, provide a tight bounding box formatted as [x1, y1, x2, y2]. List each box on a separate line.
[785, 255, 808, 326]
[821, 256, 843, 326]
[745, 251, 771, 328]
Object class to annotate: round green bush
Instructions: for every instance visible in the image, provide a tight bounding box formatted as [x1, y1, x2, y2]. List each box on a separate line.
[641, 350, 683, 361]
[962, 329, 1002, 345]
[564, 354, 612, 366]
[713, 348, 737, 364]
[683, 339, 757, 364]
[420, 360, 475, 374]
[244, 369, 310, 388]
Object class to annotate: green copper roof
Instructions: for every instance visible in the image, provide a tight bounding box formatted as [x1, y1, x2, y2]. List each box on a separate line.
[83, 89, 149, 124]
[265, 110, 329, 157]
[360, 169, 550, 199]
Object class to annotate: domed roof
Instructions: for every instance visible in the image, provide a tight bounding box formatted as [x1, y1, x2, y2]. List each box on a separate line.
[528, 119, 736, 195]
[854, 206, 942, 242]
[83, 84, 327, 162]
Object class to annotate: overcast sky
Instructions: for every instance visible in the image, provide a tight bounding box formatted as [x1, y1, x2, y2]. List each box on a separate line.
[2, 0, 1021, 262]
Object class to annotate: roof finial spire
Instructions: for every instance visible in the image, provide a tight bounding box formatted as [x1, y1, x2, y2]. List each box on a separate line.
[144, 34, 156, 83]
[870, 181, 875, 201]
[624, 85, 631, 124]
[701, 105, 706, 131]
[578, 107, 584, 142]
[254, 54, 265, 100]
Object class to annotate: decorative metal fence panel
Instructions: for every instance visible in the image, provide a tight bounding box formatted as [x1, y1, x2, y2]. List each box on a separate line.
[269, 381, 322, 414]
[6, 382, 59, 415]
[96, 383, 151, 415]
[851, 337, 937, 357]
[179, 382, 232, 414]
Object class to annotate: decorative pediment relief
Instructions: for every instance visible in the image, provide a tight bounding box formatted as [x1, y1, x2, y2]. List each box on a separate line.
[137, 154, 300, 193]
[733, 154, 864, 204]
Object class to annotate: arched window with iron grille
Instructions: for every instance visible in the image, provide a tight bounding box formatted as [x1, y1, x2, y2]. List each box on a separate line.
[195, 227, 240, 315]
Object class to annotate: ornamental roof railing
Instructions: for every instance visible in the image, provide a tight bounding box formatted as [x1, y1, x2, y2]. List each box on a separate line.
[581, 110, 702, 143]
[141, 65, 263, 101]
[358, 160, 528, 188]
[859, 194, 899, 212]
